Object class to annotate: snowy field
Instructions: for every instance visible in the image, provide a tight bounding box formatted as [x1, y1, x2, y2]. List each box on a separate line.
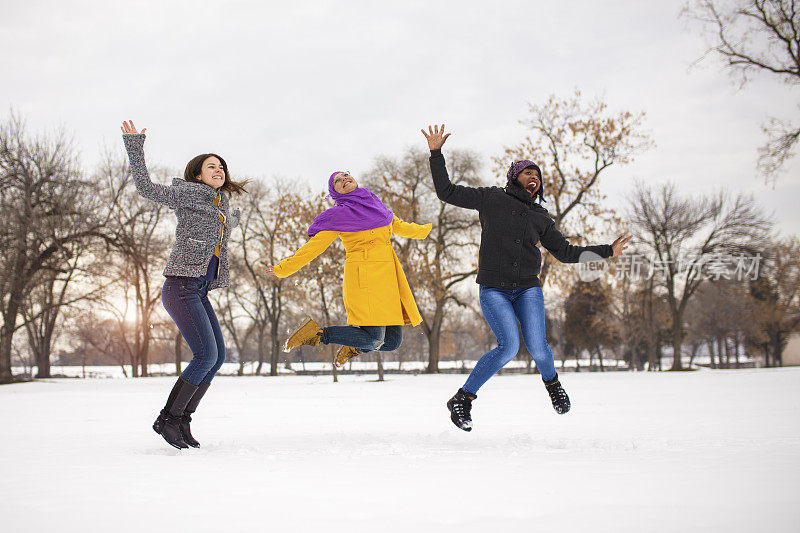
[2, 369, 799, 533]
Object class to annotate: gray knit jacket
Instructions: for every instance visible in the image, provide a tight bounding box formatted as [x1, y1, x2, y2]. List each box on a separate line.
[123, 134, 240, 290]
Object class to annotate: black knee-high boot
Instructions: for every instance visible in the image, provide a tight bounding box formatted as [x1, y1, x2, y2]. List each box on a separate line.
[180, 381, 210, 448]
[152, 378, 198, 449]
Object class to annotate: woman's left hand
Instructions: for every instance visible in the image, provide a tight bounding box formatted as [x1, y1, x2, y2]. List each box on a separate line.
[264, 265, 276, 277]
[611, 235, 632, 257]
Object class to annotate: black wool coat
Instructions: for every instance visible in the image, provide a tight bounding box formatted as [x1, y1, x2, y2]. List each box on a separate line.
[429, 149, 612, 289]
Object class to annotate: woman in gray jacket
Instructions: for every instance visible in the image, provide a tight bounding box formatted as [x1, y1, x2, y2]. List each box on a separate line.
[121, 120, 247, 449]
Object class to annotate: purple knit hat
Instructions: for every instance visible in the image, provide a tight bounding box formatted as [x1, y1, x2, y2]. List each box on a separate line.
[506, 160, 545, 202]
[506, 160, 540, 182]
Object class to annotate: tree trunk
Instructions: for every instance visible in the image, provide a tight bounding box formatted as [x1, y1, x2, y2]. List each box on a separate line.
[330, 345, 338, 383]
[707, 341, 716, 369]
[426, 329, 441, 373]
[721, 338, 729, 369]
[424, 303, 445, 373]
[670, 329, 684, 371]
[35, 338, 52, 379]
[376, 352, 384, 382]
[772, 333, 783, 367]
[174, 331, 183, 376]
[0, 298, 21, 383]
[139, 316, 151, 377]
[595, 346, 604, 372]
[270, 320, 280, 376]
[255, 330, 265, 375]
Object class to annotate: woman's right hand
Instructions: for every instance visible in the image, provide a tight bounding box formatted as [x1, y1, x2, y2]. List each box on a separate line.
[121, 120, 147, 135]
[264, 265, 277, 277]
[421, 124, 451, 150]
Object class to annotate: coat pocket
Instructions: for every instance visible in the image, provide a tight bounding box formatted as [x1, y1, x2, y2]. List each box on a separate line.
[182, 237, 207, 265]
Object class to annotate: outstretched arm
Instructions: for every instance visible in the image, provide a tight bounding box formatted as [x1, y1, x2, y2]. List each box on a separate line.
[539, 222, 616, 263]
[265, 231, 339, 278]
[121, 121, 182, 209]
[391, 215, 432, 240]
[422, 124, 485, 210]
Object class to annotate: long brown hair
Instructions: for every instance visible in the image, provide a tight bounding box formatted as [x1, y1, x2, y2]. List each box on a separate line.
[183, 153, 249, 195]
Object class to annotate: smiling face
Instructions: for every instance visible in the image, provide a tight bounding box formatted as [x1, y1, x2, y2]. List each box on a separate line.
[516, 167, 541, 197]
[197, 156, 226, 189]
[332, 172, 358, 194]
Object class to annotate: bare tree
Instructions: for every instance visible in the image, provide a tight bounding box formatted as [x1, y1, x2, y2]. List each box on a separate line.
[236, 178, 308, 376]
[683, 0, 800, 179]
[0, 113, 111, 383]
[21, 249, 87, 378]
[495, 91, 653, 289]
[627, 182, 771, 370]
[609, 257, 672, 371]
[564, 279, 619, 371]
[687, 279, 752, 368]
[97, 151, 172, 377]
[747, 236, 800, 365]
[364, 147, 482, 373]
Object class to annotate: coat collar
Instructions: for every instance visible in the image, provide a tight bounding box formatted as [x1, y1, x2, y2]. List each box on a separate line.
[503, 179, 534, 206]
[172, 178, 225, 200]
[171, 178, 228, 208]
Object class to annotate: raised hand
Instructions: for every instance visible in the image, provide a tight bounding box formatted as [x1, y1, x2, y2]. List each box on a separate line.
[121, 120, 147, 135]
[611, 235, 633, 257]
[421, 124, 451, 150]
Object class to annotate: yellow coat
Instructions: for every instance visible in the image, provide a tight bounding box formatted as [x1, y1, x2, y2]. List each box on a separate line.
[273, 215, 431, 326]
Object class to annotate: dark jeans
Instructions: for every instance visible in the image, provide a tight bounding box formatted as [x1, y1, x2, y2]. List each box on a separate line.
[162, 276, 225, 386]
[321, 325, 403, 354]
[463, 285, 557, 394]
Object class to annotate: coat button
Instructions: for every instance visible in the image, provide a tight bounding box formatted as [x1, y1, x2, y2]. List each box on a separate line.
[512, 210, 516, 215]
[513, 262, 518, 267]
[515, 239, 520, 244]
[500, 282, 505, 287]
[512, 283, 517, 288]
[522, 212, 527, 217]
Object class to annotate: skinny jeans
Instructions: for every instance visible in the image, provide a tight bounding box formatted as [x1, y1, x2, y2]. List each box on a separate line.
[161, 263, 225, 386]
[321, 325, 403, 354]
[463, 285, 557, 394]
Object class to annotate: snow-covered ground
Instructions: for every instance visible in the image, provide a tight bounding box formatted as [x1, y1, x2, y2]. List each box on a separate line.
[2, 368, 798, 532]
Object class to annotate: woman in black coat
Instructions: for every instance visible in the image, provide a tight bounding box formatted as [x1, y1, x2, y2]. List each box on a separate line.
[422, 125, 630, 431]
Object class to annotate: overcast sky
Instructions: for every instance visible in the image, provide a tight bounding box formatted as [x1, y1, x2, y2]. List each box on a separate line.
[2, 0, 798, 238]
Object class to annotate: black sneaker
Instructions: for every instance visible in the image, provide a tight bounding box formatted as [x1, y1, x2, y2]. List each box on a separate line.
[544, 374, 571, 414]
[447, 388, 477, 431]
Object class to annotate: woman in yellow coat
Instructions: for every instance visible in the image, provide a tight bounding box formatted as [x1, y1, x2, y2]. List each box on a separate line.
[265, 171, 431, 366]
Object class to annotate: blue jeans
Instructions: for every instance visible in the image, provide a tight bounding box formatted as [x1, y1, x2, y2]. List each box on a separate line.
[161, 276, 226, 386]
[321, 325, 403, 354]
[463, 285, 557, 394]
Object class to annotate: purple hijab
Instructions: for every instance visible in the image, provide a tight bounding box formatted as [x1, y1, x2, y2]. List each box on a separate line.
[307, 171, 394, 237]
